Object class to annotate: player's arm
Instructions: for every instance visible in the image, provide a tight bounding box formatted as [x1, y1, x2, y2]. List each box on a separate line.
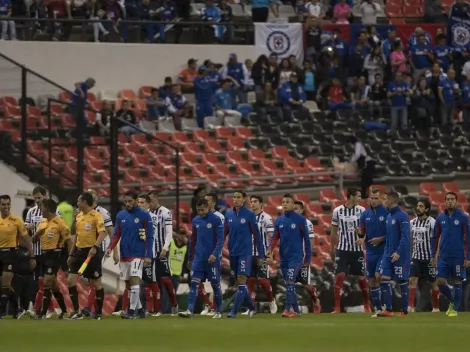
[358, 212, 366, 239]
[330, 208, 339, 253]
[145, 212, 155, 260]
[212, 217, 224, 258]
[24, 207, 34, 232]
[462, 214, 470, 263]
[268, 220, 280, 255]
[249, 213, 264, 259]
[224, 219, 229, 238]
[31, 221, 47, 243]
[301, 220, 312, 265]
[59, 221, 74, 253]
[107, 213, 122, 252]
[430, 217, 441, 261]
[395, 215, 410, 257]
[93, 214, 107, 250]
[17, 218, 34, 261]
[266, 215, 274, 243]
[161, 210, 173, 255]
[188, 224, 197, 266]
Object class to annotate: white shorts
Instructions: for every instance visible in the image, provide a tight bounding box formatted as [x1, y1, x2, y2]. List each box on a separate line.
[119, 259, 144, 281]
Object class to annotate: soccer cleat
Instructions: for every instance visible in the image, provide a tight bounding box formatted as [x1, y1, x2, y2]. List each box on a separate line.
[371, 311, 381, 318]
[408, 307, 415, 313]
[137, 309, 146, 319]
[93, 314, 103, 320]
[331, 309, 341, 314]
[46, 310, 57, 319]
[448, 310, 458, 317]
[34, 315, 45, 320]
[70, 312, 84, 320]
[282, 310, 291, 318]
[151, 312, 162, 317]
[26, 309, 36, 319]
[269, 301, 278, 314]
[81, 307, 92, 317]
[14, 309, 26, 320]
[200, 305, 211, 315]
[288, 312, 300, 318]
[206, 310, 216, 316]
[431, 308, 440, 313]
[247, 309, 257, 318]
[171, 305, 179, 316]
[446, 303, 454, 316]
[112, 310, 123, 317]
[58, 313, 66, 320]
[398, 311, 408, 317]
[121, 310, 136, 319]
[227, 311, 237, 318]
[178, 310, 194, 319]
[241, 310, 250, 316]
[377, 310, 394, 317]
[364, 305, 372, 313]
[213, 312, 222, 319]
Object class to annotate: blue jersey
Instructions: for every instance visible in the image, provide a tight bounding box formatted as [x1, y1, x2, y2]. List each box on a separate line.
[269, 211, 311, 264]
[360, 204, 388, 255]
[214, 88, 233, 110]
[225, 206, 264, 258]
[462, 81, 470, 104]
[0, 0, 10, 15]
[433, 45, 453, 70]
[159, 2, 175, 20]
[411, 44, 432, 69]
[193, 76, 213, 102]
[190, 211, 224, 261]
[201, 5, 221, 22]
[206, 71, 221, 93]
[322, 38, 348, 57]
[439, 78, 457, 105]
[110, 207, 154, 260]
[432, 209, 470, 260]
[384, 206, 410, 259]
[72, 81, 88, 106]
[388, 81, 409, 107]
[279, 82, 307, 105]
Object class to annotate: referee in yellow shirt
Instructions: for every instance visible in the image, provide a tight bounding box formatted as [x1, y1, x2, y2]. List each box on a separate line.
[68, 192, 107, 320]
[32, 199, 73, 319]
[0, 194, 35, 319]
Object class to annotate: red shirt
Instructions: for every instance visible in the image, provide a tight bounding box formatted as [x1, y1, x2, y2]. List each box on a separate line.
[328, 86, 343, 103]
[45, 0, 67, 17]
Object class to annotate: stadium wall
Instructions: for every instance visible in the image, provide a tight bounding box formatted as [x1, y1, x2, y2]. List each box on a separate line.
[0, 41, 255, 96]
[0, 162, 37, 215]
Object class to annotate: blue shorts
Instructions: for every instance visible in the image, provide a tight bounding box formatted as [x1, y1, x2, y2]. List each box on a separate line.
[280, 261, 302, 283]
[191, 258, 221, 283]
[380, 255, 410, 281]
[229, 255, 252, 277]
[365, 253, 383, 279]
[436, 258, 466, 279]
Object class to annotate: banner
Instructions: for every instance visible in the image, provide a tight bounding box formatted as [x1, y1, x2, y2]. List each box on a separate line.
[448, 16, 470, 50]
[255, 23, 304, 61]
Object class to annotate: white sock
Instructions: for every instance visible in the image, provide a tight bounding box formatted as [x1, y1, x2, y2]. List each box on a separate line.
[136, 297, 142, 310]
[130, 285, 140, 311]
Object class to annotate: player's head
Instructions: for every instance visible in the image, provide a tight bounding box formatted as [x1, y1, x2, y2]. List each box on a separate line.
[445, 192, 457, 211]
[294, 200, 305, 216]
[0, 195, 11, 216]
[124, 190, 138, 211]
[86, 188, 99, 207]
[42, 198, 58, 218]
[233, 190, 246, 208]
[282, 193, 295, 212]
[77, 192, 94, 211]
[205, 192, 217, 211]
[137, 194, 151, 209]
[196, 198, 209, 217]
[32, 185, 47, 206]
[346, 188, 361, 206]
[415, 200, 430, 217]
[250, 195, 263, 213]
[385, 191, 399, 209]
[369, 188, 382, 208]
[381, 193, 388, 204]
[148, 190, 160, 209]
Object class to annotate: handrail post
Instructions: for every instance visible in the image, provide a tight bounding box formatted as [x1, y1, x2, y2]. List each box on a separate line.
[47, 99, 52, 198]
[175, 148, 180, 232]
[76, 104, 84, 194]
[110, 115, 120, 221]
[20, 67, 27, 162]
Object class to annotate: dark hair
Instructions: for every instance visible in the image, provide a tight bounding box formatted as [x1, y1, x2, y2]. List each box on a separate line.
[294, 200, 304, 208]
[0, 195, 11, 202]
[206, 192, 217, 203]
[386, 191, 399, 200]
[283, 193, 295, 200]
[418, 200, 431, 215]
[346, 188, 360, 199]
[279, 58, 291, 70]
[138, 194, 151, 203]
[124, 190, 138, 200]
[233, 190, 246, 197]
[250, 195, 263, 203]
[32, 186, 47, 196]
[445, 191, 458, 201]
[148, 190, 159, 197]
[151, 88, 158, 94]
[393, 41, 402, 50]
[196, 198, 209, 207]
[80, 192, 94, 206]
[43, 199, 58, 213]
[370, 188, 381, 195]
[222, 78, 232, 85]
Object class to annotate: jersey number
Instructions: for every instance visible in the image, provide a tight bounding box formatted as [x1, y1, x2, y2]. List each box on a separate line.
[428, 267, 436, 277]
[394, 266, 403, 276]
[287, 268, 294, 280]
[240, 261, 245, 270]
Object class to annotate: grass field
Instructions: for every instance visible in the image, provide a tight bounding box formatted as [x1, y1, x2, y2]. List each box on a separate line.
[1, 313, 469, 352]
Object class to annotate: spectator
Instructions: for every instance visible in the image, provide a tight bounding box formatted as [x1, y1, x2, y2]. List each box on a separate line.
[448, 0, 470, 19]
[146, 88, 167, 124]
[461, 73, 470, 127]
[333, 0, 351, 24]
[368, 73, 387, 116]
[116, 100, 138, 141]
[194, 65, 214, 128]
[354, 30, 372, 56]
[411, 77, 433, 130]
[302, 60, 316, 101]
[251, 54, 270, 101]
[425, 0, 448, 23]
[257, 82, 283, 121]
[381, 29, 398, 65]
[350, 136, 375, 198]
[71, 77, 96, 123]
[348, 42, 366, 86]
[304, 17, 323, 61]
[360, 0, 380, 25]
[327, 77, 352, 111]
[251, 0, 270, 23]
[221, 53, 248, 105]
[138, 0, 159, 43]
[305, 0, 323, 19]
[410, 34, 433, 84]
[387, 72, 410, 137]
[206, 61, 222, 93]
[390, 40, 407, 75]
[322, 29, 348, 65]
[427, 62, 446, 124]
[438, 68, 459, 126]
[350, 75, 372, 113]
[178, 58, 198, 93]
[408, 27, 432, 50]
[364, 46, 386, 85]
[156, 0, 176, 43]
[63, 0, 89, 40]
[91, 0, 111, 43]
[95, 100, 113, 136]
[278, 58, 293, 88]
[166, 84, 192, 131]
[433, 34, 453, 72]
[266, 53, 280, 89]
[0, 0, 16, 40]
[29, 0, 48, 37]
[366, 25, 381, 47]
[244, 59, 255, 92]
[218, 0, 233, 43]
[201, 0, 223, 43]
[289, 55, 304, 82]
[279, 72, 307, 121]
[45, 0, 69, 40]
[214, 78, 243, 121]
[158, 77, 173, 100]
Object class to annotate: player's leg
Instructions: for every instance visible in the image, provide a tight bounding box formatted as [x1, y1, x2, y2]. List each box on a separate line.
[421, 260, 440, 312]
[332, 250, 348, 313]
[198, 282, 213, 314]
[43, 252, 67, 319]
[298, 265, 320, 313]
[82, 284, 95, 317]
[67, 248, 86, 317]
[436, 259, 454, 314]
[377, 256, 393, 317]
[430, 279, 440, 312]
[0, 251, 21, 318]
[246, 256, 258, 303]
[351, 252, 370, 312]
[282, 262, 302, 318]
[87, 251, 105, 320]
[228, 256, 254, 318]
[122, 259, 145, 319]
[208, 260, 223, 319]
[394, 262, 410, 316]
[32, 255, 44, 315]
[51, 277, 67, 318]
[366, 255, 381, 314]
[179, 260, 202, 318]
[142, 260, 160, 316]
[258, 259, 276, 313]
[408, 260, 421, 312]
[448, 259, 464, 316]
[156, 256, 178, 315]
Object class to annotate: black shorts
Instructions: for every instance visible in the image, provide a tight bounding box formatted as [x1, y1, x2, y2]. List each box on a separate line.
[42, 250, 62, 276]
[60, 246, 69, 272]
[334, 249, 365, 276]
[34, 255, 43, 280]
[142, 260, 156, 283]
[410, 259, 436, 282]
[0, 248, 17, 275]
[69, 247, 103, 280]
[154, 256, 171, 279]
[296, 266, 311, 285]
[249, 256, 269, 279]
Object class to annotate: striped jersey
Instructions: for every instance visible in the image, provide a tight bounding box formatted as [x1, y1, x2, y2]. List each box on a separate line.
[332, 204, 365, 252]
[149, 206, 173, 254]
[411, 216, 435, 260]
[253, 211, 274, 256]
[25, 205, 61, 256]
[94, 205, 113, 251]
[147, 210, 160, 258]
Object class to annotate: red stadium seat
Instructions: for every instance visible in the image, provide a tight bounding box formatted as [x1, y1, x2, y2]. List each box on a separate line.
[0, 96, 17, 107]
[428, 191, 444, 206]
[226, 151, 243, 163]
[130, 134, 147, 144]
[183, 142, 202, 155]
[226, 137, 246, 151]
[205, 140, 222, 154]
[139, 86, 153, 98]
[420, 182, 436, 195]
[180, 153, 198, 166]
[331, 200, 343, 209]
[389, 18, 405, 24]
[119, 89, 137, 100]
[318, 214, 332, 228]
[58, 91, 72, 103]
[27, 106, 42, 118]
[215, 127, 233, 139]
[306, 204, 323, 216]
[260, 159, 279, 173]
[267, 196, 283, 207]
[60, 113, 75, 128]
[87, 92, 97, 102]
[202, 153, 219, 166]
[386, 0, 402, 6]
[284, 158, 301, 169]
[294, 193, 311, 205]
[402, 5, 423, 17]
[320, 189, 337, 202]
[442, 182, 459, 193]
[272, 146, 289, 159]
[193, 130, 209, 143]
[5, 105, 20, 118]
[153, 131, 172, 143]
[248, 149, 265, 161]
[304, 156, 321, 170]
[172, 132, 190, 145]
[385, 4, 402, 17]
[359, 200, 368, 209]
[235, 127, 253, 139]
[271, 169, 293, 184]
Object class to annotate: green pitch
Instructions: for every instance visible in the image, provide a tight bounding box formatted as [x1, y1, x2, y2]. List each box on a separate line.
[1, 313, 469, 352]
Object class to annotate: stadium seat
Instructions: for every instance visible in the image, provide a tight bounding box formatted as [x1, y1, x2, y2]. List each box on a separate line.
[442, 182, 459, 193]
[272, 146, 290, 159]
[235, 127, 253, 139]
[420, 182, 437, 195]
[5, 105, 20, 118]
[215, 127, 233, 139]
[139, 86, 153, 98]
[267, 196, 283, 207]
[0, 96, 17, 107]
[193, 129, 210, 143]
[306, 204, 323, 216]
[385, 4, 402, 17]
[119, 89, 137, 100]
[248, 149, 265, 161]
[428, 191, 444, 206]
[226, 151, 243, 163]
[172, 131, 190, 145]
[294, 193, 311, 205]
[320, 189, 337, 202]
[403, 5, 423, 17]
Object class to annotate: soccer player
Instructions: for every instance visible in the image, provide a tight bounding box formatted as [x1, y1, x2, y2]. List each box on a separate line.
[378, 191, 411, 317]
[179, 198, 224, 319]
[357, 188, 388, 317]
[408, 200, 439, 313]
[148, 190, 178, 315]
[67, 192, 107, 320]
[243, 195, 277, 315]
[294, 200, 321, 314]
[82, 189, 118, 318]
[431, 192, 470, 317]
[200, 192, 224, 316]
[225, 190, 264, 318]
[268, 194, 311, 318]
[31, 199, 72, 320]
[0, 194, 35, 319]
[331, 188, 369, 313]
[106, 191, 154, 319]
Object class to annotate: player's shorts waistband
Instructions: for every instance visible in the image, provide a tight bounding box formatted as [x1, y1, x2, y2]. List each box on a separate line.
[0, 247, 16, 252]
[41, 249, 63, 254]
[76, 247, 93, 251]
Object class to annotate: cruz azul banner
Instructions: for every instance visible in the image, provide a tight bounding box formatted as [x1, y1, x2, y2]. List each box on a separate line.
[255, 23, 304, 61]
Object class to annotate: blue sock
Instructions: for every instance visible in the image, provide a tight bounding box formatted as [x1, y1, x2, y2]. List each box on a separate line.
[370, 287, 382, 312]
[187, 280, 199, 313]
[453, 283, 463, 311]
[438, 283, 453, 303]
[243, 287, 255, 311]
[399, 282, 409, 314]
[232, 285, 248, 314]
[212, 284, 223, 313]
[287, 285, 299, 313]
[380, 281, 392, 312]
[284, 285, 292, 312]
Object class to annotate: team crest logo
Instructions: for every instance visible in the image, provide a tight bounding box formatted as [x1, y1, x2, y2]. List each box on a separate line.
[85, 224, 91, 231]
[291, 223, 296, 229]
[266, 30, 291, 56]
[207, 223, 212, 229]
[454, 220, 460, 225]
[392, 220, 396, 225]
[134, 218, 139, 224]
[453, 23, 470, 47]
[240, 218, 246, 224]
[379, 216, 384, 221]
